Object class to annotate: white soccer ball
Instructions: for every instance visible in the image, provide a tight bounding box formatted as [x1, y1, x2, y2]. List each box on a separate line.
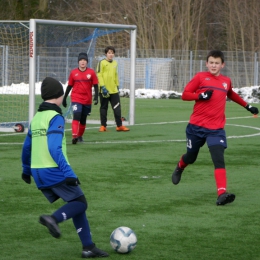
[110, 226, 137, 254]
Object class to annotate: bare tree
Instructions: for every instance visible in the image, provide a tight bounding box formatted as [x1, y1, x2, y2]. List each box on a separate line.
[0, 0, 50, 19]
[2, 0, 260, 54]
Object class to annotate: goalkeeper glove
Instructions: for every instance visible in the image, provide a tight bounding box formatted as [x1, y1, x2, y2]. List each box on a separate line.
[245, 104, 259, 114]
[65, 177, 81, 186]
[198, 90, 213, 100]
[22, 173, 31, 184]
[101, 86, 110, 98]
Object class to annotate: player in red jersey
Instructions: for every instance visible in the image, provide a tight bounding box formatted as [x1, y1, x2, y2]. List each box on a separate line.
[172, 50, 259, 205]
[62, 53, 99, 144]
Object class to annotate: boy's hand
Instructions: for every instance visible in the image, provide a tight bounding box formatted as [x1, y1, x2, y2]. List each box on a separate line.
[198, 90, 213, 100]
[22, 173, 31, 184]
[65, 177, 80, 186]
[101, 86, 109, 98]
[245, 104, 259, 114]
[62, 98, 67, 108]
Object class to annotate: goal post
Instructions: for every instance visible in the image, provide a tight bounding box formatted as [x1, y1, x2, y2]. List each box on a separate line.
[0, 20, 30, 132]
[29, 19, 137, 126]
[0, 19, 136, 132]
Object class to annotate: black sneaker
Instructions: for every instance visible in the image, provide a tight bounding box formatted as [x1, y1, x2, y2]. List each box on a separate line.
[78, 136, 84, 143]
[39, 215, 61, 238]
[172, 164, 184, 185]
[72, 138, 78, 144]
[82, 246, 109, 258]
[216, 192, 236, 206]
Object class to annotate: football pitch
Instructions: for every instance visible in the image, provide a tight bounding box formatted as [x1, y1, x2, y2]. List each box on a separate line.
[1, 98, 260, 260]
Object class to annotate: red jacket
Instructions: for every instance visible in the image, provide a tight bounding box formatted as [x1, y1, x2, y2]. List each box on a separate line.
[182, 72, 247, 129]
[68, 68, 98, 105]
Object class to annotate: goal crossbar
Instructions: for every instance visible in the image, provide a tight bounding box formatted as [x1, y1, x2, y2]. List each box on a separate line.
[29, 19, 137, 125]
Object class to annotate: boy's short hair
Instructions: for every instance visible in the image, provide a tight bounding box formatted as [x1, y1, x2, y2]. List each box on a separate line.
[207, 50, 225, 63]
[105, 46, 115, 54]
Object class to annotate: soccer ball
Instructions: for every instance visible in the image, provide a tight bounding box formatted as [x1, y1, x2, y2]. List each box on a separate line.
[110, 226, 137, 254]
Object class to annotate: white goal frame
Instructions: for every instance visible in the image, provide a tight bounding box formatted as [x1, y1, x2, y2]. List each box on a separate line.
[29, 19, 137, 125]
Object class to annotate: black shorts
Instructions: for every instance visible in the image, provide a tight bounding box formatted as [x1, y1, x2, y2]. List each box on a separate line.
[186, 123, 227, 152]
[71, 102, 91, 116]
[41, 183, 84, 203]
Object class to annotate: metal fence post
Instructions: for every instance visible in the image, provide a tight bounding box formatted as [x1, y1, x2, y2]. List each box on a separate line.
[190, 50, 193, 80]
[254, 52, 258, 86]
[0, 45, 4, 87]
[37, 55, 40, 83]
[66, 48, 69, 84]
[5, 45, 8, 86]
[256, 61, 259, 86]
[200, 59, 203, 72]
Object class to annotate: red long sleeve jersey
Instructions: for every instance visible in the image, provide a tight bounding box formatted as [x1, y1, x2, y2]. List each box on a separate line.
[68, 68, 98, 105]
[182, 72, 247, 129]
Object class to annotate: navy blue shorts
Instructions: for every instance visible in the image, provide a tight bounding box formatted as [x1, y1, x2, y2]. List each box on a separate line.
[71, 102, 91, 116]
[185, 123, 227, 152]
[41, 183, 84, 203]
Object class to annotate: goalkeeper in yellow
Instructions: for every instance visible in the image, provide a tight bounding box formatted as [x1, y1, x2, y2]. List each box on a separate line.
[96, 46, 130, 132]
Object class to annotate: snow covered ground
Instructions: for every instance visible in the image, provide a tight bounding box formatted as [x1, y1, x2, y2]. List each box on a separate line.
[0, 82, 259, 103]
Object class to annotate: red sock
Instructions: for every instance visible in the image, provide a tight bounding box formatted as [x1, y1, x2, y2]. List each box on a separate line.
[78, 124, 86, 137]
[178, 155, 188, 169]
[214, 168, 227, 196]
[72, 120, 79, 138]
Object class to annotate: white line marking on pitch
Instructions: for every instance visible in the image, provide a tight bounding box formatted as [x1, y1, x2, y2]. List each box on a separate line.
[0, 116, 259, 145]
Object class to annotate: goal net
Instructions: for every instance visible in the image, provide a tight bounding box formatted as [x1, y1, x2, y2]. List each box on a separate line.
[0, 19, 136, 132]
[0, 21, 30, 132]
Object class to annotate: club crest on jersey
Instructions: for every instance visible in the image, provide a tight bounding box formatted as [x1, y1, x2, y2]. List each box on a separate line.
[86, 74, 91, 79]
[222, 82, 227, 89]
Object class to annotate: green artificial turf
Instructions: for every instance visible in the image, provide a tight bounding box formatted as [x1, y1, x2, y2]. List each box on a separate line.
[0, 99, 260, 260]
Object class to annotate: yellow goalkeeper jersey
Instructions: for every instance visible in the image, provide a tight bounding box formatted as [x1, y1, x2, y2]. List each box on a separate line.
[96, 59, 119, 94]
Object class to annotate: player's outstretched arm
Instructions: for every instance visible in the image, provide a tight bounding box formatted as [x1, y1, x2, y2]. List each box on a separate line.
[62, 85, 72, 107]
[21, 130, 32, 184]
[93, 84, 98, 105]
[245, 104, 259, 115]
[227, 90, 258, 114]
